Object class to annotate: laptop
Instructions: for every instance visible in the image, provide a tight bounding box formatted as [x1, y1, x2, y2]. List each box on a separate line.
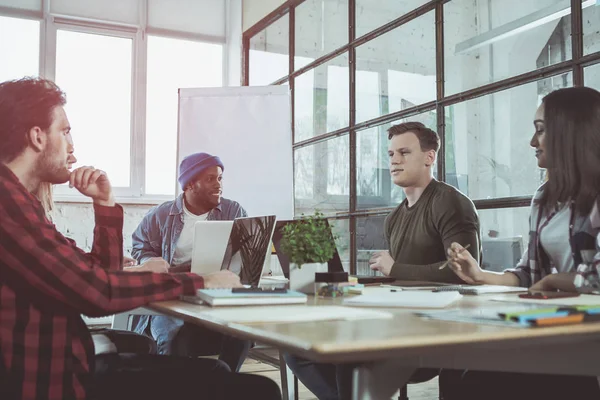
[190, 220, 234, 275]
[272, 219, 395, 284]
[182, 215, 288, 306]
[220, 215, 277, 287]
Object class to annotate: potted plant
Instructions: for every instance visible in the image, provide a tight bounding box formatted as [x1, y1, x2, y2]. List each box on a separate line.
[280, 211, 338, 293]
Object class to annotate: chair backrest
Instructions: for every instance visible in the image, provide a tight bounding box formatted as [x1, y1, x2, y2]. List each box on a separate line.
[0, 347, 11, 399]
[481, 236, 524, 272]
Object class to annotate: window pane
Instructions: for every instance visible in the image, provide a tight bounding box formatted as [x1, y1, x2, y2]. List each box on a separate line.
[355, 0, 429, 38]
[294, 52, 349, 141]
[0, 16, 39, 82]
[445, 0, 572, 95]
[479, 207, 530, 272]
[294, 135, 349, 216]
[55, 30, 132, 187]
[295, 0, 348, 68]
[249, 15, 288, 85]
[0, 0, 41, 11]
[294, 144, 314, 200]
[445, 73, 571, 201]
[583, 0, 600, 56]
[356, 215, 388, 276]
[356, 11, 436, 123]
[584, 63, 600, 91]
[146, 36, 223, 196]
[356, 111, 437, 210]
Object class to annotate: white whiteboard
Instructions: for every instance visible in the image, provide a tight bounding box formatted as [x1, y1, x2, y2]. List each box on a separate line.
[177, 86, 293, 219]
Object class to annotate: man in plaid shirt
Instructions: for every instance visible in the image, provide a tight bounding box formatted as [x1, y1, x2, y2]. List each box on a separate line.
[0, 77, 281, 400]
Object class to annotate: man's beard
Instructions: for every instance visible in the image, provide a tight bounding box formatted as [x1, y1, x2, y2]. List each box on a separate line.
[37, 149, 69, 184]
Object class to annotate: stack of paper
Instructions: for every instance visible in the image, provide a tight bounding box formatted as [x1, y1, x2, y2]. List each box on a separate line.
[182, 289, 307, 306]
[416, 304, 543, 327]
[199, 305, 393, 324]
[343, 291, 462, 308]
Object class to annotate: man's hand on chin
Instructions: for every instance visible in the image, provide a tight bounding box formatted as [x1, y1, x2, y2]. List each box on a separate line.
[69, 166, 115, 207]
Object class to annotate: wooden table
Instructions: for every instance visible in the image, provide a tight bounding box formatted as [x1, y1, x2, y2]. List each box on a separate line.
[149, 294, 600, 400]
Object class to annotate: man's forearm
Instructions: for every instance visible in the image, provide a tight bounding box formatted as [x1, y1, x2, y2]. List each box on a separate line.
[476, 270, 521, 286]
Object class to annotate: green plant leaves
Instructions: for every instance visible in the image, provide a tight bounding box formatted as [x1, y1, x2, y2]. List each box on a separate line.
[279, 210, 339, 269]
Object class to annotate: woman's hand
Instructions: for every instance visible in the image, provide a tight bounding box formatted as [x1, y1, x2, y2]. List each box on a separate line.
[446, 242, 484, 284]
[529, 273, 577, 292]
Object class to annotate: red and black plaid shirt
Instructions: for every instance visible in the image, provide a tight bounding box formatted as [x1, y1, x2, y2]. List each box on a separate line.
[0, 165, 204, 399]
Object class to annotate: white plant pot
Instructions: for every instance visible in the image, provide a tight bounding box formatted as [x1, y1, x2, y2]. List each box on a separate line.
[289, 262, 328, 294]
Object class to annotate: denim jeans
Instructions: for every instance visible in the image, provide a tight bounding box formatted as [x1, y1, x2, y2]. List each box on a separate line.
[93, 354, 281, 400]
[148, 316, 251, 372]
[282, 353, 354, 400]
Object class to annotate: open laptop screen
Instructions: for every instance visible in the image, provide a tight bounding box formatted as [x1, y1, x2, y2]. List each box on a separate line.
[220, 215, 277, 287]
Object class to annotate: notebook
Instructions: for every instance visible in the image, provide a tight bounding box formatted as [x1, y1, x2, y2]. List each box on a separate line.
[182, 288, 308, 306]
[433, 285, 527, 295]
[343, 291, 462, 308]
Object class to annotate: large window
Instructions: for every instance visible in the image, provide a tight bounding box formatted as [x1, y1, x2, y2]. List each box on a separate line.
[145, 36, 223, 196]
[55, 29, 133, 189]
[244, 0, 600, 273]
[249, 15, 289, 86]
[1, 0, 226, 201]
[0, 15, 39, 82]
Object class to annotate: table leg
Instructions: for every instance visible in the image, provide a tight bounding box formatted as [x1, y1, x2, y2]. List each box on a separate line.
[279, 351, 296, 400]
[352, 360, 416, 400]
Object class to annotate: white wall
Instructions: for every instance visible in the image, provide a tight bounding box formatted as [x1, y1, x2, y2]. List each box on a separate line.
[53, 203, 152, 256]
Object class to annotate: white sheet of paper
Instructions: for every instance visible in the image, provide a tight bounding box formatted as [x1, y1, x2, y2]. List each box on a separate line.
[343, 291, 462, 308]
[490, 293, 600, 306]
[198, 305, 393, 324]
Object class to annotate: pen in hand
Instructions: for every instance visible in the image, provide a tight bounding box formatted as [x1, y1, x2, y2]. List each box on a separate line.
[439, 244, 471, 270]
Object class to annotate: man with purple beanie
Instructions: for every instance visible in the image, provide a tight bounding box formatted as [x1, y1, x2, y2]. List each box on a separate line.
[131, 152, 250, 371]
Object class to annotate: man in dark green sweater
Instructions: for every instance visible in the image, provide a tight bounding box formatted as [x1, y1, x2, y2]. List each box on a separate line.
[283, 122, 481, 400]
[369, 121, 480, 283]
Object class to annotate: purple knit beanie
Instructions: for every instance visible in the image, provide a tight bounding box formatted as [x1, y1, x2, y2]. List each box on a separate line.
[178, 152, 224, 190]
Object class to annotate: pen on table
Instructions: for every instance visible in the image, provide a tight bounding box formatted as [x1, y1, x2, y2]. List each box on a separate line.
[529, 313, 587, 327]
[439, 244, 471, 270]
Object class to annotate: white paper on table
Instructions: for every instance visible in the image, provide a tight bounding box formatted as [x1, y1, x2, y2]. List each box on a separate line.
[198, 305, 393, 324]
[344, 291, 462, 308]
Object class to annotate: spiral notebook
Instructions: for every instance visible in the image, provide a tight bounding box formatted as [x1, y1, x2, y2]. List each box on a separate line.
[433, 285, 527, 295]
[182, 288, 307, 306]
